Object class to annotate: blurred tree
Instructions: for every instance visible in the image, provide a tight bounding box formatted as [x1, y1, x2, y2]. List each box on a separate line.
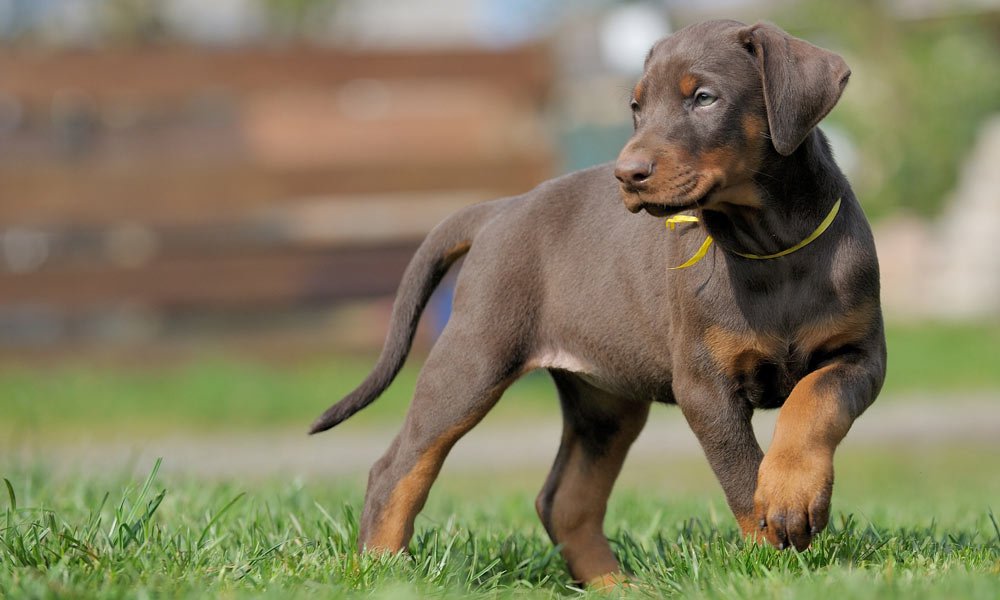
[788, 0, 1000, 218]
[100, 0, 166, 44]
[258, 0, 340, 40]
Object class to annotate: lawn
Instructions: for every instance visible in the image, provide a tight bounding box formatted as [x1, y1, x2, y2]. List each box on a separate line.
[2, 321, 998, 597]
[2, 445, 998, 599]
[1, 321, 998, 438]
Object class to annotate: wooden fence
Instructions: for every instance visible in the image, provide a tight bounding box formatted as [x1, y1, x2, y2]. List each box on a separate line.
[0, 44, 555, 345]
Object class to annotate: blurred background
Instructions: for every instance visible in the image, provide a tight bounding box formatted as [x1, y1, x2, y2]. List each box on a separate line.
[1, 0, 998, 490]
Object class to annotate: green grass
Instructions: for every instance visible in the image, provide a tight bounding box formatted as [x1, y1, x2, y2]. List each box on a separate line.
[881, 322, 1000, 393]
[1, 321, 996, 597]
[1, 321, 997, 439]
[2, 446, 998, 599]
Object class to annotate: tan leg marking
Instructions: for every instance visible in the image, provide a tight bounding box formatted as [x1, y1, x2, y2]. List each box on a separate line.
[755, 365, 850, 550]
[365, 420, 471, 551]
[736, 513, 765, 542]
[588, 571, 634, 591]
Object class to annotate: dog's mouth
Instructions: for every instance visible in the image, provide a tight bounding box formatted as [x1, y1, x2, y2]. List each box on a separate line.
[637, 201, 699, 217]
[620, 179, 720, 217]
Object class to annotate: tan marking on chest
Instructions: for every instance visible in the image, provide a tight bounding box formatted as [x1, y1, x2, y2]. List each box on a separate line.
[705, 326, 783, 376]
[795, 302, 878, 354]
[707, 303, 877, 376]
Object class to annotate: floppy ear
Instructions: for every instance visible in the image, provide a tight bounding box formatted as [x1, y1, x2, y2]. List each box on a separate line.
[740, 22, 850, 156]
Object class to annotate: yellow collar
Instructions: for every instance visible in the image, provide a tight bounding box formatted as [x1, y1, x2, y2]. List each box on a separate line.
[665, 198, 842, 270]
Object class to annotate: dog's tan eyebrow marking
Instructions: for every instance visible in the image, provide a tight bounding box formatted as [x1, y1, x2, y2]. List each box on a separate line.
[633, 81, 644, 103]
[679, 74, 698, 97]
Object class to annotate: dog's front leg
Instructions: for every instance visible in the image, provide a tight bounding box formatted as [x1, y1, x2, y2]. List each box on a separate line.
[675, 378, 765, 538]
[754, 359, 883, 551]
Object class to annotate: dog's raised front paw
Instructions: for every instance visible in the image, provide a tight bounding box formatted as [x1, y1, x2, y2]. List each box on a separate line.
[753, 446, 833, 551]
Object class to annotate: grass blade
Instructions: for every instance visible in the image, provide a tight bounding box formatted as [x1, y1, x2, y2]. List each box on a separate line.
[123, 458, 162, 528]
[3, 478, 15, 511]
[197, 492, 246, 549]
[989, 509, 1000, 545]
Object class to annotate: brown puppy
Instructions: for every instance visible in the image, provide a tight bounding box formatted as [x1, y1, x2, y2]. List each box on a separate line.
[310, 19, 886, 586]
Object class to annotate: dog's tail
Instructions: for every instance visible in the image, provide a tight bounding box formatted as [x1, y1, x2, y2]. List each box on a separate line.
[308, 201, 497, 434]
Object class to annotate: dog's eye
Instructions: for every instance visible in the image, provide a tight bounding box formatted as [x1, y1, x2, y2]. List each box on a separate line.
[630, 99, 640, 112]
[694, 91, 717, 107]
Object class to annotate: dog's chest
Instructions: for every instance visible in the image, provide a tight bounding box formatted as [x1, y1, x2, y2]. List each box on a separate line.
[696, 266, 876, 408]
[733, 351, 805, 409]
[702, 323, 834, 409]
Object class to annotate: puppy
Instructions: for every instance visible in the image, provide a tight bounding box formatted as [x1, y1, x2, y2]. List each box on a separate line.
[311, 19, 886, 586]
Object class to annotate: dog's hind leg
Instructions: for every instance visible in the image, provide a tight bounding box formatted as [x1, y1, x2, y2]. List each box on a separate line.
[536, 371, 649, 587]
[356, 320, 523, 553]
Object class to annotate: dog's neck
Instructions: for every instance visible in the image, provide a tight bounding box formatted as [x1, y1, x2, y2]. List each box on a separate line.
[701, 129, 848, 258]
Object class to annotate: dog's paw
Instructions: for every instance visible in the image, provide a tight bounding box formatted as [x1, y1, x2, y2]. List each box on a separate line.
[586, 572, 634, 591]
[736, 514, 766, 542]
[753, 446, 833, 551]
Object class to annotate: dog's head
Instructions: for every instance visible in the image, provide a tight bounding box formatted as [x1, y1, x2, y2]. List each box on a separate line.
[615, 20, 850, 216]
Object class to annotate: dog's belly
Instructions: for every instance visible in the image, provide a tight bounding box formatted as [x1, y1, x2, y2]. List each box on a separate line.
[525, 349, 610, 391]
[524, 347, 675, 402]
[528, 349, 595, 374]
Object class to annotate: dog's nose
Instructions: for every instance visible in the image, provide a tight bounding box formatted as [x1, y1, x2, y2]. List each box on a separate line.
[614, 158, 654, 188]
